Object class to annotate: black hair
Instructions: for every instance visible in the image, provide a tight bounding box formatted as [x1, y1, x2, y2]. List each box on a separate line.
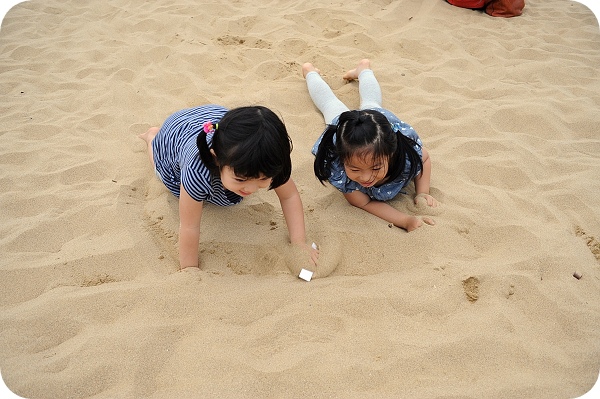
[314, 109, 422, 184]
[197, 106, 292, 189]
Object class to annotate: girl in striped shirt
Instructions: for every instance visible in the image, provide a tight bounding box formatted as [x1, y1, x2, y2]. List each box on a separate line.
[139, 105, 318, 270]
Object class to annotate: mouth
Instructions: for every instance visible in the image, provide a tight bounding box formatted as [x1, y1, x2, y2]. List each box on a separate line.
[239, 190, 251, 196]
[361, 180, 375, 187]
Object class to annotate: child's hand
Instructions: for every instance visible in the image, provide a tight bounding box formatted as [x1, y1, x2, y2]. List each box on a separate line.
[309, 242, 319, 266]
[414, 193, 438, 208]
[403, 215, 435, 232]
[404, 216, 423, 232]
[293, 242, 319, 267]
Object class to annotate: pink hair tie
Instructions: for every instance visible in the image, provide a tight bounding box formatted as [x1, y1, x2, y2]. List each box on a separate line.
[203, 121, 216, 134]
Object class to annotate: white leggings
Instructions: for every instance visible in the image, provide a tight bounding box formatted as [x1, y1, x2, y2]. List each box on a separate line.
[305, 69, 383, 124]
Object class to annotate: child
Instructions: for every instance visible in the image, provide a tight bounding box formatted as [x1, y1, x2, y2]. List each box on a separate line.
[302, 59, 438, 232]
[139, 105, 318, 270]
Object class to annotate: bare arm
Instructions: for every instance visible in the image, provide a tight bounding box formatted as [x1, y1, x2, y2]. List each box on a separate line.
[343, 190, 423, 232]
[414, 147, 431, 195]
[413, 147, 438, 207]
[274, 178, 318, 265]
[178, 185, 203, 269]
[274, 179, 306, 244]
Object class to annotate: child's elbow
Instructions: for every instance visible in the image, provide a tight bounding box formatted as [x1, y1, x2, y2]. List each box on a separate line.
[344, 193, 370, 209]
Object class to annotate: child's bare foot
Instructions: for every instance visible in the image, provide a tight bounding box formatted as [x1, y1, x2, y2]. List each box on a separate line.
[138, 127, 159, 166]
[343, 58, 372, 81]
[138, 126, 159, 144]
[302, 62, 320, 78]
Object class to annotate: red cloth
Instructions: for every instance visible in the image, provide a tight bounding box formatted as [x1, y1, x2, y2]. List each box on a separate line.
[446, 0, 525, 18]
[485, 0, 525, 17]
[447, 0, 486, 8]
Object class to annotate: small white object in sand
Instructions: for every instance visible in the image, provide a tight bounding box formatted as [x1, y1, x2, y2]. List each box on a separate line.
[311, 242, 318, 250]
[299, 268, 313, 281]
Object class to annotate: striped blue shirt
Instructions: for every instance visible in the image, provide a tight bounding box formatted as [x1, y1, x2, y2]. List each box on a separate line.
[152, 105, 242, 206]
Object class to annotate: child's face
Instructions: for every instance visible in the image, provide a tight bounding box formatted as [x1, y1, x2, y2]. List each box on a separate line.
[220, 166, 272, 197]
[344, 153, 389, 188]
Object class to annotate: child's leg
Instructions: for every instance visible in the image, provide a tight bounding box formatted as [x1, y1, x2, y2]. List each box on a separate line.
[357, 69, 383, 110]
[303, 63, 349, 125]
[343, 59, 382, 110]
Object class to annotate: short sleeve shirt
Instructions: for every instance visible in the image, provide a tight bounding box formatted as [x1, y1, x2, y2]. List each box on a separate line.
[152, 105, 242, 206]
[311, 108, 423, 201]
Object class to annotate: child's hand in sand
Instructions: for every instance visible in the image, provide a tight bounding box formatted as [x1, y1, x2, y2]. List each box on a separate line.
[293, 241, 319, 267]
[403, 215, 435, 232]
[414, 193, 438, 208]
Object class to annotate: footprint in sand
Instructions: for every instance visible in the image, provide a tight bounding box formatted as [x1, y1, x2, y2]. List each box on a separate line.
[81, 274, 118, 287]
[575, 226, 600, 261]
[462, 276, 480, 302]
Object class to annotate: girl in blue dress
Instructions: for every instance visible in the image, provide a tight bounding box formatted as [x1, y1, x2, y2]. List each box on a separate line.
[139, 105, 318, 270]
[302, 59, 438, 232]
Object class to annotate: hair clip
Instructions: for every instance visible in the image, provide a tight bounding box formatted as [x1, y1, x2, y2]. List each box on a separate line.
[203, 121, 216, 134]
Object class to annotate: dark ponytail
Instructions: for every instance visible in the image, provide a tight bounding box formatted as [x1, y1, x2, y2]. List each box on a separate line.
[197, 127, 217, 174]
[388, 130, 422, 183]
[313, 124, 338, 183]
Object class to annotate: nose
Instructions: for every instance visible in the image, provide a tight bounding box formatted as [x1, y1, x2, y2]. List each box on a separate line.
[243, 182, 259, 194]
[244, 180, 268, 194]
[359, 171, 373, 183]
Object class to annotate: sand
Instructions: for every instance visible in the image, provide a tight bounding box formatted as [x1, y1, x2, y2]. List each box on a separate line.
[1, 0, 599, 398]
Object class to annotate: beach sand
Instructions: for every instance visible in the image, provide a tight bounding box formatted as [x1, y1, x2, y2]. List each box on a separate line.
[1, 0, 600, 398]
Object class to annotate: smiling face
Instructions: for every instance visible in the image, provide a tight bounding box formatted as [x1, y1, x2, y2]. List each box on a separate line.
[343, 151, 389, 188]
[219, 165, 273, 197]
